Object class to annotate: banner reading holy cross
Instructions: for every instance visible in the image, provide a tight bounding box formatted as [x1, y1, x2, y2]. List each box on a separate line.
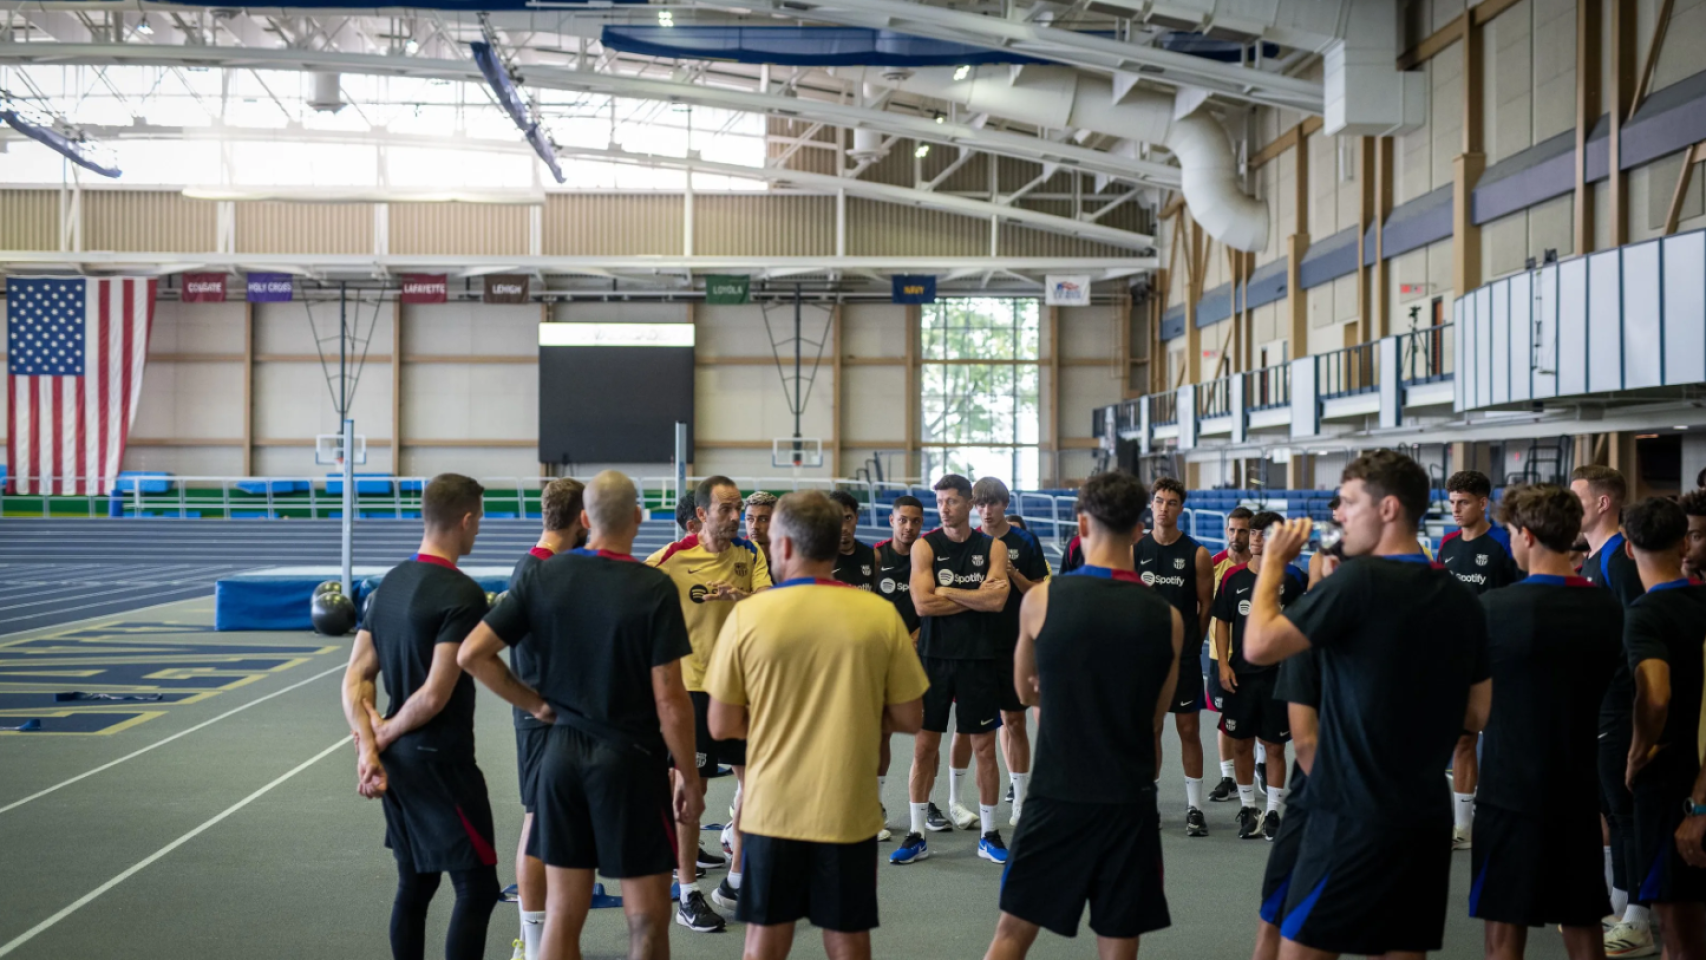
[6, 276, 157, 495]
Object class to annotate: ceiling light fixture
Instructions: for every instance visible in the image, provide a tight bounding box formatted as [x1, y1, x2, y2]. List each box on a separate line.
[914, 144, 930, 158]
[953, 64, 971, 81]
[658, 10, 675, 26]
[136, 16, 153, 36]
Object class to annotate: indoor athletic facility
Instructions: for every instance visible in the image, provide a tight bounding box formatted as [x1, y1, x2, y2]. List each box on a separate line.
[4, 1, 1706, 959]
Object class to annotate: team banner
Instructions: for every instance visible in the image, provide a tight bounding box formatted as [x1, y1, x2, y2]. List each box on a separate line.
[891, 275, 936, 304]
[483, 274, 530, 304]
[246, 273, 294, 303]
[705, 274, 750, 305]
[180, 272, 227, 303]
[1045, 274, 1092, 306]
[400, 274, 448, 304]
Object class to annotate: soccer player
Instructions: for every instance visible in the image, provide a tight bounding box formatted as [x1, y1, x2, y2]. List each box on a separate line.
[1438, 469, 1522, 851]
[1306, 496, 1343, 589]
[1212, 510, 1304, 841]
[874, 494, 926, 840]
[1136, 477, 1215, 837]
[675, 495, 702, 540]
[1572, 465, 1652, 956]
[1059, 504, 1086, 575]
[829, 490, 877, 591]
[984, 470, 1182, 960]
[1680, 490, 1706, 583]
[340, 474, 501, 960]
[704, 491, 929, 960]
[892, 474, 1011, 866]
[1243, 450, 1491, 959]
[1208, 507, 1255, 804]
[1252, 648, 1320, 960]
[505, 478, 587, 960]
[1622, 496, 1706, 959]
[745, 491, 778, 568]
[647, 475, 773, 931]
[458, 470, 702, 960]
[1469, 484, 1621, 960]
[957, 476, 1049, 826]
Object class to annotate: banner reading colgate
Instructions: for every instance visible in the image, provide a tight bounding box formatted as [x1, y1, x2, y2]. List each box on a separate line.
[181, 272, 227, 303]
[400, 274, 448, 304]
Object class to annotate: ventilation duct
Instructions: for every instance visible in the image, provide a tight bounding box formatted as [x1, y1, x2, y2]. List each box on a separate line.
[845, 65, 1268, 252]
[308, 72, 345, 114]
[1322, 1, 1424, 137]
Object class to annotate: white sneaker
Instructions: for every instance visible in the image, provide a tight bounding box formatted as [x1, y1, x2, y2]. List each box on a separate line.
[1451, 826, 1471, 851]
[1605, 921, 1659, 958]
[877, 825, 892, 841]
[949, 802, 977, 831]
[510, 939, 526, 960]
[1009, 805, 1022, 827]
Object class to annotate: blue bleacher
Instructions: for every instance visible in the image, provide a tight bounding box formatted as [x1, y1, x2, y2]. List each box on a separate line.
[112, 471, 172, 494]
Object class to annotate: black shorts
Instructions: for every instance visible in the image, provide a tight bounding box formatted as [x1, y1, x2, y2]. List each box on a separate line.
[995, 651, 1026, 715]
[1470, 804, 1609, 927]
[1258, 796, 1309, 925]
[737, 833, 879, 932]
[999, 794, 1171, 939]
[921, 657, 1001, 735]
[686, 690, 746, 775]
[1167, 656, 1204, 714]
[1600, 720, 1638, 891]
[515, 724, 550, 814]
[380, 748, 499, 874]
[530, 724, 677, 879]
[1277, 809, 1451, 955]
[1633, 771, 1706, 904]
[1205, 661, 1226, 713]
[1217, 671, 1290, 743]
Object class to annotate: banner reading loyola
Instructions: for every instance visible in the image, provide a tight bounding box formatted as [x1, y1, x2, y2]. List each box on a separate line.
[484, 274, 529, 303]
[400, 274, 448, 304]
[705, 274, 750, 304]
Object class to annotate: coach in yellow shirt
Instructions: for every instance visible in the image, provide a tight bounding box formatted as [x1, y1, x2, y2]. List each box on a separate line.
[705, 490, 928, 960]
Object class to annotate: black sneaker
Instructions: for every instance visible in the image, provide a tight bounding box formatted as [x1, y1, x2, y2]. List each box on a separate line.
[1262, 810, 1281, 842]
[710, 877, 739, 911]
[1005, 783, 1014, 804]
[1208, 776, 1238, 802]
[696, 843, 726, 870]
[925, 802, 953, 832]
[1237, 806, 1261, 839]
[675, 890, 726, 932]
[1185, 807, 1208, 837]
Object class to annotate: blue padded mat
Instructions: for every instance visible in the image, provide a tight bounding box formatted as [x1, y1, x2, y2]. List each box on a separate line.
[215, 566, 514, 631]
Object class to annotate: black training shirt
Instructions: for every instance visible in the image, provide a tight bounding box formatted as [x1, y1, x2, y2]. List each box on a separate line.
[363, 554, 489, 763]
[1211, 561, 1306, 674]
[1586, 533, 1647, 731]
[484, 548, 692, 754]
[507, 546, 554, 732]
[1438, 527, 1522, 594]
[832, 540, 878, 592]
[1282, 554, 1489, 821]
[916, 528, 999, 660]
[1624, 580, 1706, 787]
[1134, 531, 1204, 638]
[984, 524, 1050, 651]
[1059, 535, 1084, 574]
[1274, 646, 1322, 795]
[873, 539, 921, 634]
[1478, 575, 1622, 818]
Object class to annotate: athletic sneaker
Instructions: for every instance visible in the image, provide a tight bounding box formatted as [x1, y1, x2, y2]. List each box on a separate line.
[949, 802, 977, 831]
[675, 867, 707, 881]
[890, 832, 929, 864]
[1262, 810, 1280, 841]
[720, 824, 736, 856]
[925, 802, 952, 832]
[878, 803, 891, 841]
[710, 877, 739, 911]
[1605, 922, 1658, 958]
[509, 938, 525, 960]
[698, 843, 726, 869]
[978, 831, 1009, 864]
[1255, 766, 1268, 795]
[1208, 776, 1238, 802]
[1185, 807, 1208, 837]
[1237, 806, 1261, 839]
[1005, 783, 1014, 804]
[675, 890, 725, 933]
[1451, 826, 1472, 851]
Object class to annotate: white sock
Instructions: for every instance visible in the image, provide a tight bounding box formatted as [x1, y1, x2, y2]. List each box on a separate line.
[1255, 742, 1267, 766]
[1453, 792, 1475, 831]
[731, 779, 743, 810]
[1184, 776, 1203, 810]
[979, 803, 998, 836]
[728, 871, 742, 890]
[1220, 759, 1236, 780]
[948, 767, 967, 808]
[1267, 786, 1288, 816]
[910, 801, 928, 836]
[1625, 904, 1651, 929]
[678, 880, 699, 903]
[1605, 846, 1616, 895]
[1237, 782, 1256, 808]
[1009, 772, 1029, 809]
[1611, 886, 1630, 918]
[520, 910, 545, 960]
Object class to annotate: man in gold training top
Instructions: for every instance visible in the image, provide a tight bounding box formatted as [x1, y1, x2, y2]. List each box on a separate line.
[647, 474, 772, 932]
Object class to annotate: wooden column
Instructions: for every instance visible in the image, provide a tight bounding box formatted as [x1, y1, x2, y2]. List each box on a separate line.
[391, 299, 403, 474]
[1453, 14, 1486, 297]
[1184, 218, 1204, 385]
[830, 301, 842, 478]
[242, 300, 254, 476]
[1608, 0, 1637, 247]
[1286, 124, 1312, 360]
[1374, 137, 1395, 338]
[1575, 0, 1602, 254]
[905, 303, 920, 480]
[1047, 304, 1061, 485]
[1356, 137, 1376, 343]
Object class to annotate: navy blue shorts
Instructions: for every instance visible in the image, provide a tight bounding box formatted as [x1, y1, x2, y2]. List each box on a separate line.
[1277, 809, 1450, 955]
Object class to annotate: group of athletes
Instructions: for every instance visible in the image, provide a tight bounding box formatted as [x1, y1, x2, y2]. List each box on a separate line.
[339, 446, 1706, 960]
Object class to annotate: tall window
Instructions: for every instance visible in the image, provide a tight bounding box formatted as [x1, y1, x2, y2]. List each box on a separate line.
[920, 298, 1041, 490]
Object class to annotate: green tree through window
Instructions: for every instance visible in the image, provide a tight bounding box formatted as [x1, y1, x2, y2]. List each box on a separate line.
[920, 298, 1041, 489]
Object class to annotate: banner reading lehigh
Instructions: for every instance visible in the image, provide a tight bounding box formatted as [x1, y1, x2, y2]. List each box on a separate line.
[1045, 274, 1092, 307]
[400, 274, 448, 304]
[483, 274, 529, 304]
[181, 272, 227, 303]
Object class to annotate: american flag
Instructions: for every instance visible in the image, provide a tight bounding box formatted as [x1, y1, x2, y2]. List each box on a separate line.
[7, 277, 156, 495]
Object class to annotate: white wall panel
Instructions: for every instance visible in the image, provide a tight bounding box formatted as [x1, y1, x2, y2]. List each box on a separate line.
[841, 367, 907, 443]
[1533, 264, 1559, 399]
[1557, 259, 1588, 396]
[1492, 280, 1511, 405]
[842, 304, 908, 359]
[252, 361, 394, 440]
[149, 301, 246, 354]
[1621, 241, 1663, 390]
[133, 362, 246, 440]
[1059, 305, 1119, 360]
[120, 446, 246, 478]
[696, 367, 835, 444]
[1587, 250, 1624, 392]
[253, 299, 396, 356]
[1664, 230, 1706, 386]
[403, 364, 536, 442]
[1508, 271, 1533, 402]
[1476, 286, 1494, 408]
[408, 302, 537, 357]
[402, 448, 538, 481]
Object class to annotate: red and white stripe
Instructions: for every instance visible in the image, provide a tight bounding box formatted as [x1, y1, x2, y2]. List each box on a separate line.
[8, 277, 155, 496]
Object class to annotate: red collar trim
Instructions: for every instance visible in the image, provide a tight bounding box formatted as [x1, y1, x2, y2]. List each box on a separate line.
[413, 552, 457, 569]
[529, 546, 556, 560]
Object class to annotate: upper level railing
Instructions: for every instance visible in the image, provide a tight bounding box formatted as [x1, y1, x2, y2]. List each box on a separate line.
[1151, 390, 1178, 426]
[1315, 341, 1380, 401]
[1197, 374, 1234, 420]
[1399, 322, 1454, 384]
[1242, 362, 1291, 410]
